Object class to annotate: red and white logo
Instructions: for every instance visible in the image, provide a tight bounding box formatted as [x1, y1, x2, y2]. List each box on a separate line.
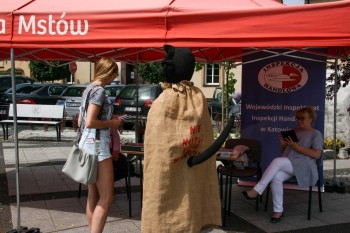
[258, 61, 308, 93]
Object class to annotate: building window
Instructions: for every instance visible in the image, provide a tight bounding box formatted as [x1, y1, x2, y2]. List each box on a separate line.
[205, 64, 219, 85]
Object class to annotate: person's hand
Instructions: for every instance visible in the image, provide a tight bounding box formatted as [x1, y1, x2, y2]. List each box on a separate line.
[111, 118, 122, 129]
[284, 136, 298, 150]
[112, 150, 119, 160]
[118, 119, 124, 130]
[279, 134, 287, 146]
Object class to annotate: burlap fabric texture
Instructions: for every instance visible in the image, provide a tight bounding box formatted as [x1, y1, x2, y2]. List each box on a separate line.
[141, 81, 221, 233]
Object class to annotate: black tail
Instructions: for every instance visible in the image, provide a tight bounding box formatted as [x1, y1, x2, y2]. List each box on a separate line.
[187, 115, 236, 167]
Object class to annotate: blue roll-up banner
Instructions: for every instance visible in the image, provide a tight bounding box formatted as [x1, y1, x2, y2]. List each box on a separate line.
[241, 50, 326, 188]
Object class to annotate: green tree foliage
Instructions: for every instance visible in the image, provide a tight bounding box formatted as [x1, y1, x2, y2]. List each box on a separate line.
[221, 62, 237, 125]
[222, 62, 237, 98]
[195, 62, 205, 72]
[138, 63, 163, 84]
[326, 58, 350, 100]
[29, 61, 70, 82]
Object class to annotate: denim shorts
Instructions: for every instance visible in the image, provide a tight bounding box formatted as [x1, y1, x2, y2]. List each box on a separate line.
[79, 128, 111, 162]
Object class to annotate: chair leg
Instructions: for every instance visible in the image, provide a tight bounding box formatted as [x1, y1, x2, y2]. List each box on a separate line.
[318, 181, 323, 212]
[222, 173, 229, 227]
[127, 156, 132, 218]
[264, 184, 270, 211]
[124, 177, 130, 199]
[218, 168, 223, 200]
[78, 183, 82, 198]
[255, 177, 259, 211]
[228, 175, 233, 216]
[220, 173, 223, 199]
[2, 123, 5, 140]
[6, 124, 9, 140]
[308, 186, 312, 220]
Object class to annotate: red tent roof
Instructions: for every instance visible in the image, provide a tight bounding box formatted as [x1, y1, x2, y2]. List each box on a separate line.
[0, 0, 349, 62]
[166, 0, 350, 48]
[0, 0, 33, 47]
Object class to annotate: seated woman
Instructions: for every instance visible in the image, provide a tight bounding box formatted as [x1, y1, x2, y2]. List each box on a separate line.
[242, 106, 323, 223]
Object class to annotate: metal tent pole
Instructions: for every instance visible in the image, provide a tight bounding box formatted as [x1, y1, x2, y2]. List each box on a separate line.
[135, 61, 139, 143]
[333, 58, 339, 181]
[221, 65, 225, 132]
[10, 48, 21, 233]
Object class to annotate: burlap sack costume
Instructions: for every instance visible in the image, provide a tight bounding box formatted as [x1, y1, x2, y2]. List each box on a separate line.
[141, 45, 221, 233]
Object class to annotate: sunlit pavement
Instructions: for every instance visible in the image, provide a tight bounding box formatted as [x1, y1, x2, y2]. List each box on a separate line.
[1, 127, 350, 232]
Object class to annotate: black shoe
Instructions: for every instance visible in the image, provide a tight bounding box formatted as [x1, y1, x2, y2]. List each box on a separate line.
[270, 213, 284, 223]
[242, 191, 256, 200]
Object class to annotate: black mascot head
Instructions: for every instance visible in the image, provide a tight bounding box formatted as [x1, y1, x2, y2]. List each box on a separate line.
[161, 44, 195, 83]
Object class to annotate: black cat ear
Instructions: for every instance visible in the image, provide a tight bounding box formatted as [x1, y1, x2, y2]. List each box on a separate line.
[162, 45, 176, 82]
[162, 45, 195, 83]
[161, 60, 175, 83]
[164, 44, 175, 60]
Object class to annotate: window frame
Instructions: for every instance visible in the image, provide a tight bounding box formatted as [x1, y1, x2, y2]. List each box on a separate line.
[204, 63, 220, 86]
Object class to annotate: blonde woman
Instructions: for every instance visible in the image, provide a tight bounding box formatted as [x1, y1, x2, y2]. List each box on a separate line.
[78, 57, 122, 233]
[242, 106, 323, 223]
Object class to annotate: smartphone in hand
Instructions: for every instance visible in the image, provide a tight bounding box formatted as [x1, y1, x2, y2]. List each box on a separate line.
[119, 114, 132, 121]
[281, 130, 298, 142]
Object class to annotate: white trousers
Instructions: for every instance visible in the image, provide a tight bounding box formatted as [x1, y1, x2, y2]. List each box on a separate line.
[254, 157, 294, 212]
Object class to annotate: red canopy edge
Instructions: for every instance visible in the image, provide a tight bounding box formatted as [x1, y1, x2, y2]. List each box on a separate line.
[0, 0, 349, 62]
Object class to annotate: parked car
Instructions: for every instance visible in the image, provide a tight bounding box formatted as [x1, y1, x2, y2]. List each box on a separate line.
[110, 80, 121, 85]
[56, 85, 87, 121]
[113, 84, 163, 129]
[0, 83, 35, 117]
[208, 87, 241, 124]
[0, 83, 69, 115]
[0, 75, 35, 94]
[104, 84, 125, 104]
[2, 83, 33, 93]
[56, 84, 124, 121]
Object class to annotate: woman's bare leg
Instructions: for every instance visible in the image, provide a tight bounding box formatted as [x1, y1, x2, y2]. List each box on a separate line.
[86, 184, 99, 227]
[90, 158, 115, 233]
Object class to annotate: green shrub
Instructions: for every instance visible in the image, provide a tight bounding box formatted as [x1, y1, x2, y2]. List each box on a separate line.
[324, 138, 345, 152]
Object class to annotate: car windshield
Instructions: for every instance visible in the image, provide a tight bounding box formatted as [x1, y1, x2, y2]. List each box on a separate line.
[62, 87, 86, 97]
[48, 86, 68, 96]
[119, 86, 152, 100]
[16, 85, 42, 94]
[4, 84, 32, 94]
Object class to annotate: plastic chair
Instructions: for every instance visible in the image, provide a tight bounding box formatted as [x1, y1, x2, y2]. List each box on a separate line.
[263, 157, 323, 220]
[217, 138, 262, 226]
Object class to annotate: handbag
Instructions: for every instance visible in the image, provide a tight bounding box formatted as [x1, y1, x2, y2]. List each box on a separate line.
[62, 86, 103, 185]
[62, 143, 98, 185]
[110, 127, 135, 181]
[113, 154, 135, 181]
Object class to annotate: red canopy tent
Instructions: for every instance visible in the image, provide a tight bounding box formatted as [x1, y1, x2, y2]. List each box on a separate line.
[167, 0, 350, 48]
[0, 0, 33, 48]
[1, 0, 350, 231]
[1, 0, 349, 62]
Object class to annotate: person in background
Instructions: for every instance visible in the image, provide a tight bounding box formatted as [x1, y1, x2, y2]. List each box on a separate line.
[110, 114, 123, 160]
[78, 57, 123, 233]
[242, 106, 323, 223]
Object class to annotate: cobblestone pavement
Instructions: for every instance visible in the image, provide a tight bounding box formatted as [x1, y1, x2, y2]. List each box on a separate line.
[1, 126, 350, 232]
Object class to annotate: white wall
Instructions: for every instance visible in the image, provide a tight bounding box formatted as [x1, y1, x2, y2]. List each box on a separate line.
[2, 60, 30, 76]
[191, 65, 242, 100]
[74, 61, 122, 84]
